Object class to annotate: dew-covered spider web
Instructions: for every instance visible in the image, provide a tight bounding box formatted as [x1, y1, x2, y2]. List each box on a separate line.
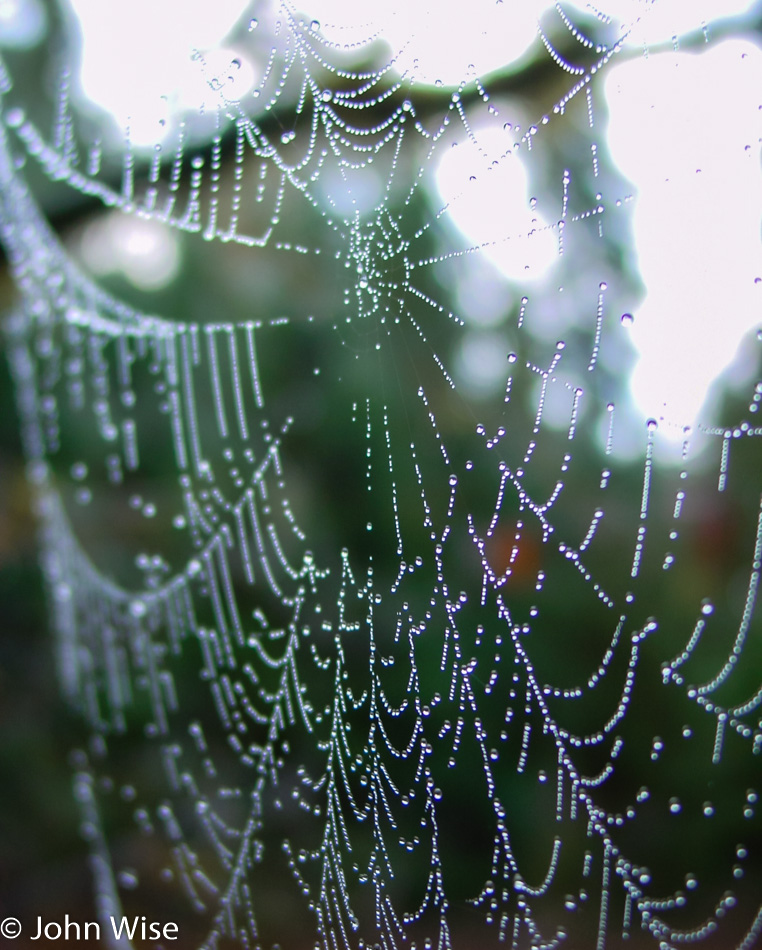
[1, 0, 762, 947]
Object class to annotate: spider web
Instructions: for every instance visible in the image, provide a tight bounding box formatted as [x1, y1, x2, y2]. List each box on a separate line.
[1, 1, 762, 948]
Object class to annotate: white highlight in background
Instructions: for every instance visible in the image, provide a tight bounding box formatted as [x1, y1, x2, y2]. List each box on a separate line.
[436, 124, 557, 283]
[68, 0, 253, 145]
[605, 39, 762, 432]
[0, 0, 46, 49]
[78, 214, 181, 291]
[307, 0, 547, 85]
[570, 0, 762, 49]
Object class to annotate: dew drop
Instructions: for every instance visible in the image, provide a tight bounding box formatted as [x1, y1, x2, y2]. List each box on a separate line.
[5, 107, 25, 128]
[118, 869, 139, 889]
[621, 313, 634, 326]
[71, 462, 88, 481]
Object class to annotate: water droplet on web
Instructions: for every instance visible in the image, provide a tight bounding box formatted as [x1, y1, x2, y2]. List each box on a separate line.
[310, 19, 320, 31]
[55, 583, 72, 602]
[6, 107, 25, 128]
[669, 797, 682, 814]
[621, 313, 634, 326]
[71, 462, 88, 480]
[701, 599, 714, 616]
[248, 17, 258, 30]
[118, 869, 139, 889]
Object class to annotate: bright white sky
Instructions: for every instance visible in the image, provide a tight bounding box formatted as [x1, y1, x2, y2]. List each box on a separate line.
[606, 37, 762, 431]
[45, 0, 762, 433]
[435, 125, 558, 283]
